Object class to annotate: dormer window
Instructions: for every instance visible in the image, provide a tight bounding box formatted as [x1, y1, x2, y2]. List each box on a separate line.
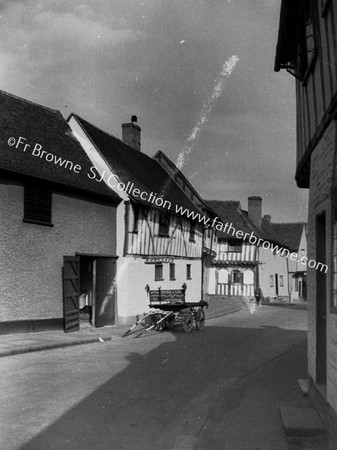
[228, 239, 242, 253]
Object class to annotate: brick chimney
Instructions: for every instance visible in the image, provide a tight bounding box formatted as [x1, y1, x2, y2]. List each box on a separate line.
[262, 214, 271, 227]
[122, 115, 141, 151]
[248, 196, 262, 228]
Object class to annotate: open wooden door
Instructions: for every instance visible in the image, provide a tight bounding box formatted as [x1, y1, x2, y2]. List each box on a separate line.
[63, 256, 80, 333]
[94, 258, 116, 327]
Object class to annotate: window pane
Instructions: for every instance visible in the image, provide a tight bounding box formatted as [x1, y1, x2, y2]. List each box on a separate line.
[169, 263, 175, 280]
[155, 264, 163, 281]
[228, 239, 242, 253]
[159, 213, 170, 235]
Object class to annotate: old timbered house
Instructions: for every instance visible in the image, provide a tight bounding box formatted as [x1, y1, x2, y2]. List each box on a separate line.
[153, 150, 217, 299]
[275, 0, 337, 422]
[68, 114, 205, 322]
[207, 197, 289, 300]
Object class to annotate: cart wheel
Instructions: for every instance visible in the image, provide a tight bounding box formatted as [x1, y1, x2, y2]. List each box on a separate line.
[195, 309, 205, 330]
[181, 312, 193, 333]
[165, 315, 175, 330]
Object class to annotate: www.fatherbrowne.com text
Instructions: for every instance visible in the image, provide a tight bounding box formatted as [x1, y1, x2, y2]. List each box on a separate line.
[8, 135, 326, 272]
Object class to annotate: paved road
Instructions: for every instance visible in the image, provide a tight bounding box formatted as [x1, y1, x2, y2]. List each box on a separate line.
[0, 305, 307, 450]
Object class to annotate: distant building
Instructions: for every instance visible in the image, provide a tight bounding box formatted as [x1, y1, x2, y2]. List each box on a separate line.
[206, 197, 290, 300]
[68, 114, 205, 322]
[263, 219, 307, 302]
[275, 0, 337, 422]
[0, 90, 120, 334]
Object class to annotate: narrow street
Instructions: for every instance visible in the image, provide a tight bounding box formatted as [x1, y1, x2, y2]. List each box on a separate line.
[0, 305, 308, 450]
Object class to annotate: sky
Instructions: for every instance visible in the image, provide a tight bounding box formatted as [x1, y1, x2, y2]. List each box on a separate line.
[0, 0, 308, 222]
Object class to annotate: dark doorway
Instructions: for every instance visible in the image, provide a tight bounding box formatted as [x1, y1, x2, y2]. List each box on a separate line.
[275, 273, 279, 296]
[316, 212, 327, 387]
[94, 258, 116, 327]
[63, 255, 117, 332]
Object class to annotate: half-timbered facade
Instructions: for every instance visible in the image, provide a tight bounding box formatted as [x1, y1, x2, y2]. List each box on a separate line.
[207, 197, 289, 299]
[275, 0, 337, 420]
[153, 150, 217, 298]
[68, 114, 205, 322]
[0, 90, 120, 334]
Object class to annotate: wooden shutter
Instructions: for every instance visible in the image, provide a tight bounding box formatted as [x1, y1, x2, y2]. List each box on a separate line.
[24, 183, 52, 225]
[63, 256, 80, 332]
[94, 258, 116, 327]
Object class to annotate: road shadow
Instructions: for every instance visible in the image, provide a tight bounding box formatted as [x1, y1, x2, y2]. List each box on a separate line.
[19, 323, 307, 450]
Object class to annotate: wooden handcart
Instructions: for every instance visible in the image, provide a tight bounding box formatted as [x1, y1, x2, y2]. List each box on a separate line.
[122, 284, 208, 337]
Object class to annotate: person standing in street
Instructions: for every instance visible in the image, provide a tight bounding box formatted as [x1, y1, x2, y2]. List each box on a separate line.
[254, 285, 263, 307]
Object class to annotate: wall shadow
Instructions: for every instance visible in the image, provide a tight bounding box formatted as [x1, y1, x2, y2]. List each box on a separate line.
[20, 323, 307, 450]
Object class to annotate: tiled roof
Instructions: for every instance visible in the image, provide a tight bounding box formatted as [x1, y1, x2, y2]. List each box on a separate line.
[263, 222, 305, 252]
[206, 200, 288, 247]
[72, 114, 202, 215]
[206, 200, 266, 239]
[0, 90, 120, 202]
[153, 150, 217, 217]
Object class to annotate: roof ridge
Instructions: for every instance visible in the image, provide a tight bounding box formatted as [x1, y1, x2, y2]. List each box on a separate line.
[71, 113, 179, 182]
[154, 151, 210, 212]
[270, 221, 305, 225]
[206, 199, 240, 204]
[0, 89, 60, 114]
[71, 113, 152, 159]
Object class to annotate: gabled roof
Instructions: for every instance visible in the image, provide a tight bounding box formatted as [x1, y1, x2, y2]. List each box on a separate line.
[0, 90, 120, 202]
[72, 114, 202, 216]
[206, 200, 268, 240]
[263, 222, 305, 252]
[153, 150, 217, 218]
[206, 200, 289, 247]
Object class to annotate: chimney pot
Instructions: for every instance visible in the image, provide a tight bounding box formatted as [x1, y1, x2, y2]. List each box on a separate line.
[248, 196, 262, 228]
[263, 214, 271, 224]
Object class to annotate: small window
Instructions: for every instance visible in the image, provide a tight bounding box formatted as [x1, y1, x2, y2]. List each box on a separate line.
[270, 275, 274, 287]
[155, 264, 163, 281]
[295, 277, 299, 291]
[280, 275, 284, 287]
[232, 269, 243, 284]
[23, 183, 52, 226]
[228, 239, 242, 253]
[158, 212, 170, 236]
[186, 264, 191, 280]
[169, 263, 175, 280]
[189, 221, 195, 241]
